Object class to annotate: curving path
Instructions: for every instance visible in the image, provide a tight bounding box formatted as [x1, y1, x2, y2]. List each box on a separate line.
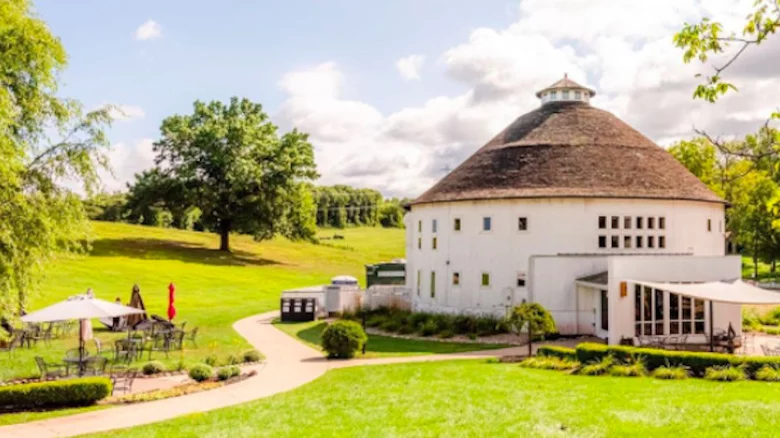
[0, 311, 527, 437]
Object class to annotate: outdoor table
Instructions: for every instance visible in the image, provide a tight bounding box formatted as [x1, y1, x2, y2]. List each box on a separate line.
[63, 355, 97, 375]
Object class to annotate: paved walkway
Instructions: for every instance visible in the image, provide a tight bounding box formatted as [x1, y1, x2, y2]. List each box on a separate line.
[0, 312, 530, 437]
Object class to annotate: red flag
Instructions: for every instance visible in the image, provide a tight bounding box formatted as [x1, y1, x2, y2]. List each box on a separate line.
[167, 282, 176, 321]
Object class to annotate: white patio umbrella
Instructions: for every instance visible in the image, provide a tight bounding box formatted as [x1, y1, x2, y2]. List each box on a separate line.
[22, 295, 145, 375]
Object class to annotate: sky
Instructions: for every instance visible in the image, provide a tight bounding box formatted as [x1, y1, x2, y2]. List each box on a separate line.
[36, 0, 780, 198]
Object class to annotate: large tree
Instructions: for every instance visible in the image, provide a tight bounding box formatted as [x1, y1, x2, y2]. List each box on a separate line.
[153, 97, 318, 251]
[1, 0, 111, 324]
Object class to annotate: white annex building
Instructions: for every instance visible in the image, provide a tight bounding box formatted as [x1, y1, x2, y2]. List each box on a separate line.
[404, 75, 780, 346]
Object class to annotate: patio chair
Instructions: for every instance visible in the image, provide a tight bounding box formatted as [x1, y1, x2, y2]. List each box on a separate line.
[148, 333, 171, 359]
[113, 339, 135, 363]
[110, 365, 139, 394]
[35, 356, 68, 380]
[84, 356, 108, 376]
[29, 323, 54, 347]
[170, 330, 185, 351]
[185, 327, 199, 348]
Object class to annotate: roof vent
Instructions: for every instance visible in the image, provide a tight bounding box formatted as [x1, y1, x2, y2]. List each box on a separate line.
[536, 74, 596, 105]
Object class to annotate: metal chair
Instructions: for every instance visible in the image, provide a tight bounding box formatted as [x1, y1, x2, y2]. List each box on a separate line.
[35, 356, 68, 380]
[29, 323, 54, 347]
[110, 365, 139, 394]
[84, 356, 108, 376]
[185, 327, 199, 348]
[113, 339, 134, 363]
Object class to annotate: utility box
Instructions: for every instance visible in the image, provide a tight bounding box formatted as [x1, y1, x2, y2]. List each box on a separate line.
[280, 297, 316, 322]
[365, 260, 406, 288]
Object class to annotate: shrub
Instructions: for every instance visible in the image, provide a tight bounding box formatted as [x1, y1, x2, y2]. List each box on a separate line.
[537, 346, 577, 361]
[432, 313, 455, 333]
[418, 320, 438, 337]
[754, 366, 780, 382]
[765, 326, 780, 336]
[366, 315, 387, 328]
[243, 349, 261, 363]
[438, 329, 455, 339]
[454, 315, 477, 335]
[409, 312, 431, 329]
[189, 364, 214, 382]
[743, 308, 762, 332]
[651, 365, 689, 380]
[321, 320, 367, 359]
[608, 363, 646, 377]
[578, 357, 613, 376]
[379, 319, 401, 333]
[224, 354, 241, 366]
[142, 361, 166, 376]
[759, 307, 780, 326]
[0, 378, 112, 411]
[216, 367, 232, 381]
[704, 366, 747, 382]
[520, 357, 580, 371]
[397, 323, 415, 335]
[475, 315, 503, 336]
[204, 355, 218, 367]
[228, 365, 241, 377]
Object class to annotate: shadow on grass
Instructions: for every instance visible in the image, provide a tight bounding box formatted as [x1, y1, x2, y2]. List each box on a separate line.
[90, 238, 280, 267]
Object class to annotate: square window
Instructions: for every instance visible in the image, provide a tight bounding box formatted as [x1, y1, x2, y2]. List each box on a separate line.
[432, 237, 437, 250]
[648, 217, 655, 229]
[517, 273, 526, 288]
[454, 218, 461, 231]
[611, 235, 619, 248]
[648, 236, 655, 248]
[659, 235, 666, 249]
[483, 217, 492, 231]
[636, 217, 644, 229]
[575, 90, 581, 99]
[518, 217, 528, 231]
[659, 217, 666, 229]
[417, 238, 422, 249]
[481, 273, 490, 287]
[432, 219, 437, 233]
[598, 236, 607, 248]
[598, 216, 607, 229]
[563, 90, 570, 99]
[636, 236, 643, 248]
[624, 235, 632, 249]
[624, 216, 632, 229]
[551, 91, 557, 100]
[452, 272, 460, 286]
[611, 216, 620, 229]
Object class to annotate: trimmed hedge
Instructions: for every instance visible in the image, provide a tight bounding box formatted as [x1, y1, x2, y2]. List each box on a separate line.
[189, 364, 214, 382]
[0, 377, 112, 411]
[321, 320, 367, 359]
[536, 346, 577, 361]
[575, 343, 780, 377]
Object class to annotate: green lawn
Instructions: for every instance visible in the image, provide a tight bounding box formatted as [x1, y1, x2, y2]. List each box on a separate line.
[86, 360, 780, 437]
[0, 405, 108, 427]
[273, 320, 508, 357]
[0, 222, 404, 380]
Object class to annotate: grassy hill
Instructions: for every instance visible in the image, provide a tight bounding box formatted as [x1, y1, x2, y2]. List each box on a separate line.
[1, 222, 404, 380]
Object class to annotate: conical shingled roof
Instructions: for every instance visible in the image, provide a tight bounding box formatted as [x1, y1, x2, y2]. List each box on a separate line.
[412, 101, 724, 206]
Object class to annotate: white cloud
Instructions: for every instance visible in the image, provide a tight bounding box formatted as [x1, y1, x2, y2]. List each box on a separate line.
[275, 0, 779, 198]
[396, 55, 425, 80]
[107, 104, 146, 122]
[134, 20, 162, 41]
[100, 139, 156, 191]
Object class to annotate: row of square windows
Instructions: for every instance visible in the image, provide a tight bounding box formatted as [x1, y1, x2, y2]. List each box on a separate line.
[416, 271, 526, 298]
[418, 217, 528, 233]
[599, 235, 666, 249]
[599, 216, 666, 230]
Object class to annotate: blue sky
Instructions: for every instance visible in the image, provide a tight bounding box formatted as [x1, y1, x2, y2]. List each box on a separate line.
[36, 1, 779, 196]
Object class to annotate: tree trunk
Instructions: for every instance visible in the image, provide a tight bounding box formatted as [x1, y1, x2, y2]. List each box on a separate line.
[219, 220, 231, 252]
[527, 326, 533, 357]
[754, 253, 758, 279]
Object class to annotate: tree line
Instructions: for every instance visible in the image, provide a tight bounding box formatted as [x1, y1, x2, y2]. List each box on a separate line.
[85, 183, 408, 233]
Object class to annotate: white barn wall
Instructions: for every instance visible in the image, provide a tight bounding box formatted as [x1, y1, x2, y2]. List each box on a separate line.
[607, 256, 742, 345]
[406, 197, 725, 318]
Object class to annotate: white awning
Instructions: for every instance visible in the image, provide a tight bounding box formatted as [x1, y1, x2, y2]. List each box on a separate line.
[22, 296, 145, 323]
[629, 279, 780, 305]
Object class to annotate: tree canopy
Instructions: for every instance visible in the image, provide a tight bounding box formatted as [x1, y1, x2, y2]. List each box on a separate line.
[151, 97, 318, 251]
[1, 0, 112, 325]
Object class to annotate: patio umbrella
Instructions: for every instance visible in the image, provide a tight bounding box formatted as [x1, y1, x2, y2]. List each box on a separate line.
[167, 282, 176, 321]
[22, 295, 145, 375]
[126, 284, 148, 328]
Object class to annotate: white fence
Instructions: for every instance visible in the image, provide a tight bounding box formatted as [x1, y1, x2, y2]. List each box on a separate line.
[364, 285, 411, 311]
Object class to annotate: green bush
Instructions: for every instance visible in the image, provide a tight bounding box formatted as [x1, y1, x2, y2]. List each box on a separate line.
[204, 355, 218, 367]
[243, 349, 262, 363]
[216, 367, 232, 381]
[0, 378, 112, 411]
[651, 365, 689, 380]
[379, 319, 401, 332]
[229, 365, 241, 377]
[520, 357, 580, 371]
[743, 308, 762, 332]
[397, 323, 415, 335]
[759, 307, 780, 326]
[764, 326, 780, 336]
[366, 315, 387, 328]
[142, 361, 166, 375]
[321, 320, 367, 359]
[224, 354, 241, 366]
[704, 366, 747, 382]
[189, 364, 214, 382]
[437, 329, 455, 339]
[578, 357, 613, 376]
[454, 315, 477, 335]
[608, 363, 646, 377]
[418, 320, 438, 337]
[536, 346, 577, 361]
[574, 343, 780, 378]
[754, 366, 780, 381]
[409, 312, 431, 329]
